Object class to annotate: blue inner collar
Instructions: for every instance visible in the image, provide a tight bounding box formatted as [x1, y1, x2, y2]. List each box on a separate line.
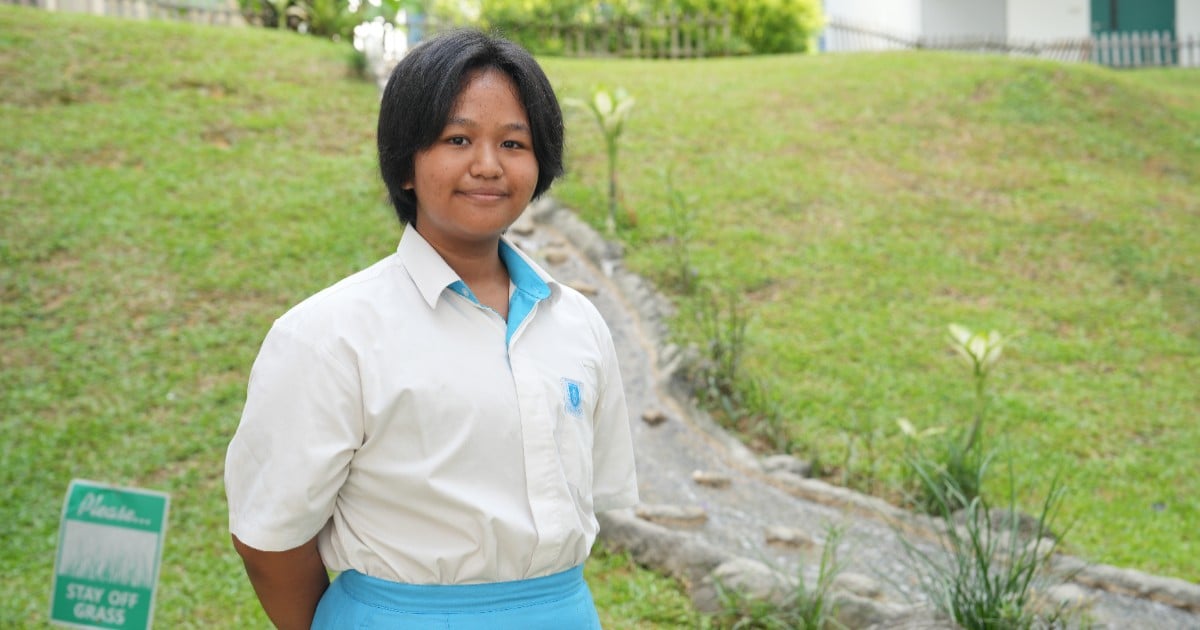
[447, 241, 550, 345]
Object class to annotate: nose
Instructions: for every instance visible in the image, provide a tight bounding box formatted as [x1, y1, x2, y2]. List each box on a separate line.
[469, 144, 502, 179]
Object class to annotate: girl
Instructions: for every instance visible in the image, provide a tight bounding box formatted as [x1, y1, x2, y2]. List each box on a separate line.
[224, 29, 639, 629]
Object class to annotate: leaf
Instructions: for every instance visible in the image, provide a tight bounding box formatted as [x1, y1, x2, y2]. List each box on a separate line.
[948, 323, 973, 347]
[593, 89, 613, 116]
[967, 334, 988, 364]
[982, 330, 1006, 367]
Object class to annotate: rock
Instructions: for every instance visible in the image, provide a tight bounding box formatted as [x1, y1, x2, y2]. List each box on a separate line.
[1037, 583, 1094, 618]
[1066, 561, 1200, 612]
[634, 503, 708, 528]
[566, 280, 598, 296]
[532, 194, 1200, 630]
[832, 571, 883, 600]
[692, 470, 732, 489]
[953, 507, 1057, 542]
[542, 247, 569, 265]
[1024, 536, 1057, 563]
[761, 454, 813, 478]
[858, 602, 957, 630]
[641, 409, 668, 426]
[509, 212, 536, 235]
[835, 592, 907, 624]
[597, 510, 733, 588]
[763, 525, 815, 550]
[691, 558, 798, 614]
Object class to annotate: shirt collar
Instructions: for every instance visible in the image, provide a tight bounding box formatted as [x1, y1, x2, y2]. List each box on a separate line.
[499, 237, 553, 301]
[396, 226, 557, 309]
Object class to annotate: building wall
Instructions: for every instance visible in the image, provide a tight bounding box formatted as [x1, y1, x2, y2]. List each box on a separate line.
[921, 0, 1006, 38]
[822, 0, 922, 36]
[1007, 0, 1090, 40]
[1180, 0, 1200, 35]
[824, 0, 1196, 46]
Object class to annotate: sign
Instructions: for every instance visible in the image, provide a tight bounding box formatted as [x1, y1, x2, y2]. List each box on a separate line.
[50, 480, 169, 629]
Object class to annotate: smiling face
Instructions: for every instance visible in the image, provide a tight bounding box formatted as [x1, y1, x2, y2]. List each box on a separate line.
[406, 68, 539, 253]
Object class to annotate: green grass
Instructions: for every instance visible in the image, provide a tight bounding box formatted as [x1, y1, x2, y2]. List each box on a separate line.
[3, 8, 1198, 629]
[0, 7, 697, 627]
[543, 53, 1199, 581]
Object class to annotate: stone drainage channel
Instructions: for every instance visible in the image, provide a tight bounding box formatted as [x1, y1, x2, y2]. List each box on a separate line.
[507, 197, 1200, 629]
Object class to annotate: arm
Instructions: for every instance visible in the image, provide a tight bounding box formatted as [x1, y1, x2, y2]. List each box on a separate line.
[590, 318, 640, 512]
[226, 325, 361, 627]
[232, 534, 329, 630]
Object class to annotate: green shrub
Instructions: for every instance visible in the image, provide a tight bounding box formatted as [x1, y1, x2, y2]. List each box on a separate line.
[714, 527, 846, 629]
[908, 438, 989, 515]
[676, 0, 822, 53]
[563, 86, 635, 235]
[722, 0, 822, 53]
[477, 0, 822, 56]
[237, 0, 405, 41]
[904, 324, 1011, 513]
[900, 462, 1071, 630]
[478, 0, 590, 54]
[661, 169, 700, 295]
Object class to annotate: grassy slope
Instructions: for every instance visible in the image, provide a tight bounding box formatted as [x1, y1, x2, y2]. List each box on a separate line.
[3, 9, 1197, 629]
[544, 52, 1199, 580]
[0, 8, 699, 627]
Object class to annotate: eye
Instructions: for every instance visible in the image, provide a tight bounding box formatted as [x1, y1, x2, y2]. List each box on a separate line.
[501, 140, 526, 150]
[446, 136, 468, 146]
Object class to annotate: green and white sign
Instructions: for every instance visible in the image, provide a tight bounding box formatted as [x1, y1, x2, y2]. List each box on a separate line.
[51, 480, 169, 629]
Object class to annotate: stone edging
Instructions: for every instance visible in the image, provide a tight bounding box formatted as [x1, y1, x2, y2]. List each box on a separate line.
[528, 196, 1200, 619]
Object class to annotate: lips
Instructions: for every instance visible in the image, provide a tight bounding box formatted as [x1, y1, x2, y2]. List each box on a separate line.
[459, 188, 508, 202]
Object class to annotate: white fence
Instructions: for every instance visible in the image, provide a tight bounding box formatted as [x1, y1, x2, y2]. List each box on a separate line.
[822, 17, 1200, 68]
[4, 0, 244, 26]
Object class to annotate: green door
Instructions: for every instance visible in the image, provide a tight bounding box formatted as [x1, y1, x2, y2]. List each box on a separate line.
[1090, 0, 1177, 65]
[1090, 0, 1175, 36]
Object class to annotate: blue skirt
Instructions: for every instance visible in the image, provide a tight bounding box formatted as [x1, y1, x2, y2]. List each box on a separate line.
[311, 565, 603, 629]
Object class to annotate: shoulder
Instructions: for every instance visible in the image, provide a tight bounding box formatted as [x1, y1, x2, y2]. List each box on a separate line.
[270, 254, 408, 350]
[543, 282, 619, 357]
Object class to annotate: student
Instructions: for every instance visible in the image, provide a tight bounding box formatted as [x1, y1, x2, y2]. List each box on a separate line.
[224, 29, 639, 629]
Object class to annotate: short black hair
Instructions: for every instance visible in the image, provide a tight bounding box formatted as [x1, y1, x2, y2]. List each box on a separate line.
[377, 29, 565, 225]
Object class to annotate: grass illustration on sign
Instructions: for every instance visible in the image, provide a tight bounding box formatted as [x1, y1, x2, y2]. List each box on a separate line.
[51, 480, 170, 630]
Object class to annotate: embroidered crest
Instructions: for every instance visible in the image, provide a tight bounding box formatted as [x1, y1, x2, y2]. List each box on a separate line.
[562, 378, 584, 418]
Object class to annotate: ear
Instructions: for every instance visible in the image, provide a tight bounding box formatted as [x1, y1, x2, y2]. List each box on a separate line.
[402, 181, 414, 191]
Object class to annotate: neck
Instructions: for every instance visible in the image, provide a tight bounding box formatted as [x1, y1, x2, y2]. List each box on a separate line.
[424, 235, 505, 282]
[415, 227, 510, 314]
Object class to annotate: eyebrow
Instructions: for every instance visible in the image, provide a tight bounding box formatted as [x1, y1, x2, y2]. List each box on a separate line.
[445, 117, 531, 134]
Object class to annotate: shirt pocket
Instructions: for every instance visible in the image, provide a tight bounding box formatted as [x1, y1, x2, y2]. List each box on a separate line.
[552, 360, 599, 494]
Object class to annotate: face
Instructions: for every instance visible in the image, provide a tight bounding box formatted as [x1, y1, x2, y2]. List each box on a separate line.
[406, 68, 539, 252]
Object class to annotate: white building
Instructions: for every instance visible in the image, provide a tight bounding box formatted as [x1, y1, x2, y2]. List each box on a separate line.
[822, 0, 1199, 47]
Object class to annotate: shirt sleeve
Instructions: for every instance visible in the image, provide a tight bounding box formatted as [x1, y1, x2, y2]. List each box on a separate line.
[590, 319, 640, 513]
[224, 323, 363, 552]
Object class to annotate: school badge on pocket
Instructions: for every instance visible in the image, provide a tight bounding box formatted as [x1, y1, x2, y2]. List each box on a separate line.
[561, 378, 584, 418]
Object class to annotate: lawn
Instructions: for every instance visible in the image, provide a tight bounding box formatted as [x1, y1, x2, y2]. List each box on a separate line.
[0, 7, 700, 627]
[2, 5, 1197, 628]
[543, 52, 1199, 581]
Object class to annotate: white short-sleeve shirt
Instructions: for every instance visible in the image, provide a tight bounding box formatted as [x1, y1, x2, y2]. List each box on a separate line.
[224, 226, 639, 584]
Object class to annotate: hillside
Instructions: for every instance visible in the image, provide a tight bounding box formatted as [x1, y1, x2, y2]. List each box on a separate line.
[1, 7, 709, 627]
[2, 6, 1198, 628]
[543, 50, 1199, 581]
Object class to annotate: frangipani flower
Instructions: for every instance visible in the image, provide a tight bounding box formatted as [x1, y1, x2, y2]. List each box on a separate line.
[948, 323, 1006, 374]
[566, 87, 635, 136]
[563, 86, 635, 235]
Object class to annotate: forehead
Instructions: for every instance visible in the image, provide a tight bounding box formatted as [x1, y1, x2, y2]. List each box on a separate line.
[449, 68, 527, 117]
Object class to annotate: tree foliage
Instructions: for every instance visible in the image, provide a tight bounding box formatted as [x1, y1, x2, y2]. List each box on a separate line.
[473, 0, 823, 55]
